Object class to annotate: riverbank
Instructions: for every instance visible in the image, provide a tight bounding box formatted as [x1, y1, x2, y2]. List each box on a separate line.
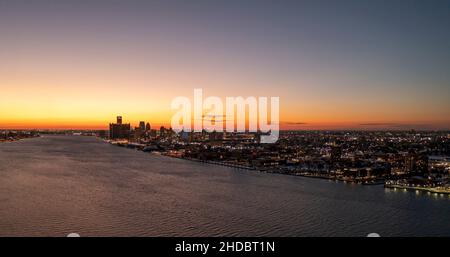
[162, 154, 258, 171]
[0, 136, 40, 143]
[106, 140, 426, 188]
[292, 172, 385, 185]
[160, 152, 384, 185]
[385, 184, 450, 195]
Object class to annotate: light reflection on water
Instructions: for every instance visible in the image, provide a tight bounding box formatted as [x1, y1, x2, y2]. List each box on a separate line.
[0, 135, 448, 237]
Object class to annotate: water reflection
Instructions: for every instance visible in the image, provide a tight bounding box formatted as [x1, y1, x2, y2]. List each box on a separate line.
[0, 136, 448, 237]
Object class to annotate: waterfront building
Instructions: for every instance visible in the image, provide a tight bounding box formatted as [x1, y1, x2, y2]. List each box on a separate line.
[428, 156, 450, 175]
[109, 116, 131, 140]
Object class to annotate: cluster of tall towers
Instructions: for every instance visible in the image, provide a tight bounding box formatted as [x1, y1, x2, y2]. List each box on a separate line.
[109, 116, 150, 140]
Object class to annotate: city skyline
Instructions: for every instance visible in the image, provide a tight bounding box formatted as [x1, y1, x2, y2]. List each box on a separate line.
[1, 0, 450, 130]
[1, 0, 450, 240]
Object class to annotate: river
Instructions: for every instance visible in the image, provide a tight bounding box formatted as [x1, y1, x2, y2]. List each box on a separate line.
[0, 135, 448, 236]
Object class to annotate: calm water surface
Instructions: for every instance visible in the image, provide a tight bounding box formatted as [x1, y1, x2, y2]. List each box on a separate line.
[0, 136, 449, 236]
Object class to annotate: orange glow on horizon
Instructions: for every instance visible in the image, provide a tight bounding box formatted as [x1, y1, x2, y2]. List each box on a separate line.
[1, 2, 450, 132]
[1, 79, 449, 131]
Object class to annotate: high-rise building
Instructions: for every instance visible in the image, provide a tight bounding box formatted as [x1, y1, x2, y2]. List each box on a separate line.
[145, 122, 151, 132]
[109, 116, 131, 140]
[134, 121, 146, 140]
[404, 153, 429, 175]
[139, 121, 145, 131]
[404, 152, 417, 174]
[160, 126, 166, 136]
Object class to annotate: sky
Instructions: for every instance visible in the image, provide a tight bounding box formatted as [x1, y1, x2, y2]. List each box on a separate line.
[0, 0, 449, 130]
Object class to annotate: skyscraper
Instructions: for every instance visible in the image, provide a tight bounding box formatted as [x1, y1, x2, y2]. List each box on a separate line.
[109, 116, 131, 140]
[139, 121, 145, 131]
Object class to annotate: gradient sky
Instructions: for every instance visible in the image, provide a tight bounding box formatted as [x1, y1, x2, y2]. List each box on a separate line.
[1, 0, 449, 130]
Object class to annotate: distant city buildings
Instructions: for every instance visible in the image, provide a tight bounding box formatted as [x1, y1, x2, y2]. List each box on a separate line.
[109, 116, 131, 140]
[104, 117, 450, 191]
[0, 130, 39, 142]
[108, 116, 160, 142]
[139, 121, 146, 131]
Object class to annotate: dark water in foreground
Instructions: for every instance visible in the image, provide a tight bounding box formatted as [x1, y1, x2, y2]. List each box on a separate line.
[0, 136, 448, 237]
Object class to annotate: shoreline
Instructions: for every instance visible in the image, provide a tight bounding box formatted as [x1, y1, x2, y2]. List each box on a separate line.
[161, 153, 385, 185]
[0, 136, 40, 143]
[385, 184, 450, 195]
[104, 140, 447, 193]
